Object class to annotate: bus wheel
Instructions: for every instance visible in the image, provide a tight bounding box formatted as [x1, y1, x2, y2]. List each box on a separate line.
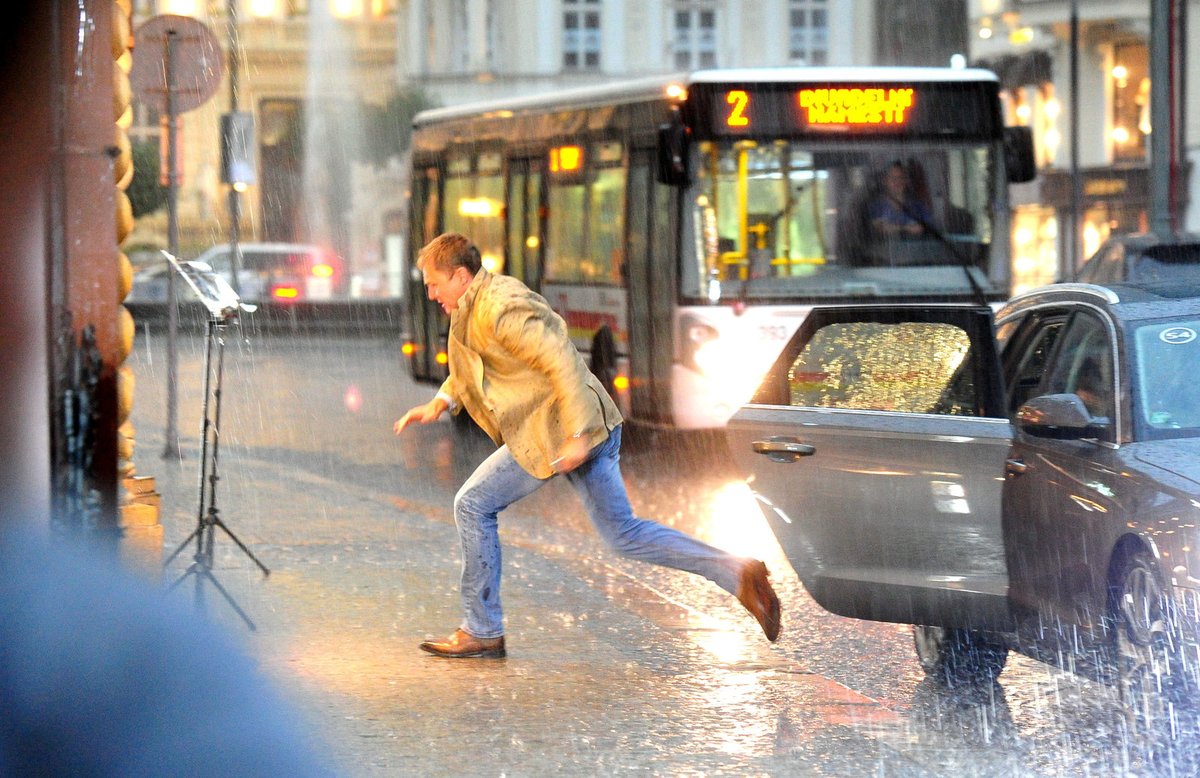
[589, 326, 617, 395]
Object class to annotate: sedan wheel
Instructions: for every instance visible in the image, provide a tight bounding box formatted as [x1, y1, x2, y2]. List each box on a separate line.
[913, 625, 1008, 688]
[1114, 551, 1191, 739]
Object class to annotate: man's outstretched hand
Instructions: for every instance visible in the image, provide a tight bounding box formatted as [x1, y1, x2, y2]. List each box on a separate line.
[393, 397, 449, 434]
[550, 434, 590, 474]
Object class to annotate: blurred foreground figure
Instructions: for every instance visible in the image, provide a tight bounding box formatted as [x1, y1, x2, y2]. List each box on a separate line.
[394, 233, 781, 659]
[0, 524, 332, 776]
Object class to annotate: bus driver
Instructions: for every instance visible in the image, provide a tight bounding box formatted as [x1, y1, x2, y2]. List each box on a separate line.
[870, 161, 933, 238]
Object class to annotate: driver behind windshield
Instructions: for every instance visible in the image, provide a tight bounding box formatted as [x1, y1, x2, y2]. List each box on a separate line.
[870, 161, 934, 238]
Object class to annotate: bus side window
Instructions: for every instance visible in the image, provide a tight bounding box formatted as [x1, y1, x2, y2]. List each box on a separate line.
[421, 167, 440, 245]
[506, 167, 527, 282]
[591, 167, 626, 284]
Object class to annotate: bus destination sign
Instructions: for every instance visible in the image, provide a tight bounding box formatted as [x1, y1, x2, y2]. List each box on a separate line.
[719, 86, 913, 134]
[797, 87, 913, 127]
[698, 81, 999, 139]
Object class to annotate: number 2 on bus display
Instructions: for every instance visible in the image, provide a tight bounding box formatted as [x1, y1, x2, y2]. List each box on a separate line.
[725, 90, 750, 128]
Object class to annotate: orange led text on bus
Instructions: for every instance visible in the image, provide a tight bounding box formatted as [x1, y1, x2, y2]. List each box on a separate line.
[725, 90, 750, 127]
[797, 87, 914, 125]
[549, 145, 583, 172]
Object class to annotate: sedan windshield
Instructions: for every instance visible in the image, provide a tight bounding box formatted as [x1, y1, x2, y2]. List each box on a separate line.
[681, 139, 1000, 302]
[1132, 318, 1200, 439]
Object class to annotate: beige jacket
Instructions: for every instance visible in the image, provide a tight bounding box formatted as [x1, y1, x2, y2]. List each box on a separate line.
[438, 269, 622, 478]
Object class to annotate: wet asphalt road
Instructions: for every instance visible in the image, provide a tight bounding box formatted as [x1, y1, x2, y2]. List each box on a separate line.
[127, 328, 1199, 776]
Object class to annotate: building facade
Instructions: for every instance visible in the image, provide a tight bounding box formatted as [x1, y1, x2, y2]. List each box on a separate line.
[401, 0, 877, 106]
[130, 0, 922, 290]
[969, 0, 1199, 292]
[128, 0, 400, 292]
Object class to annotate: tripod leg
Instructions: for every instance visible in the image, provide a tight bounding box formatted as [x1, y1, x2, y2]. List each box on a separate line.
[194, 560, 207, 614]
[166, 560, 200, 592]
[197, 565, 257, 631]
[165, 554, 257, 630]
[165, 316, 264, 632]
[166, 317, 218, 574]
[163, 524, 205, 568]
[210, 514, 271, 577]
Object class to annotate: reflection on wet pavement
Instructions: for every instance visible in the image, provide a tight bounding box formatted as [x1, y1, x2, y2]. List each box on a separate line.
[130, 334, 1200, 776]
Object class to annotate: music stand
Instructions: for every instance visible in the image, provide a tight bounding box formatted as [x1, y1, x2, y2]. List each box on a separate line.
[161, 251, 269, 630]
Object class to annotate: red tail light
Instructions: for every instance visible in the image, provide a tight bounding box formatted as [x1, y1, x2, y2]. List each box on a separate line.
[272, 285, 300, 300]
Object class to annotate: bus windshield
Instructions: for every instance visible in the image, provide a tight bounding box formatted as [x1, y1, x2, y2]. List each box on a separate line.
[682, 139, 999, 302]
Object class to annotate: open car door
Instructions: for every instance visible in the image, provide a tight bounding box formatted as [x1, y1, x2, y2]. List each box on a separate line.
[727, 305, 1015, 631]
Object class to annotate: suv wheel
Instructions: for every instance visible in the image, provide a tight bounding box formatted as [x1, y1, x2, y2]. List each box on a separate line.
[1113, 550, 1194, 740]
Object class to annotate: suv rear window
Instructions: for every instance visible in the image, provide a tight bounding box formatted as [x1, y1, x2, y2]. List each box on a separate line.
[1134, 244, 1200, 284]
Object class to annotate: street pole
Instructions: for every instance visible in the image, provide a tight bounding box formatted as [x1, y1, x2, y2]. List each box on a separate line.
[1180, 0, 1188, 232]
[1149, 0, 1173, 237]
[1067, 0, 1082, 278]
[163, 29, 180, 459]
[226, 0, 243, 296]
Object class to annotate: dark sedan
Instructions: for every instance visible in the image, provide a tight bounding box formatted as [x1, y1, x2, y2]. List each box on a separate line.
[727, 282, 1200, 732]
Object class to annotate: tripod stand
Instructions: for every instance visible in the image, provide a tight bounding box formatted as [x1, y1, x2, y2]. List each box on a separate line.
[165, 313, 269, 630]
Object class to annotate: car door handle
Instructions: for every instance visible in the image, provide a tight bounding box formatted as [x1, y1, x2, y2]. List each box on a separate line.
[752, 438, 816, 463]
[1005, 458, 1027, 476]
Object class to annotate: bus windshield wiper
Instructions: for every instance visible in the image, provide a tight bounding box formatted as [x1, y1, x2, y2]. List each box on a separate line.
[895, 201, 989, 308]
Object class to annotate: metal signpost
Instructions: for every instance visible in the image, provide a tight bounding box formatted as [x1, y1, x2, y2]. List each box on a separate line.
[129, 15, 223, 458]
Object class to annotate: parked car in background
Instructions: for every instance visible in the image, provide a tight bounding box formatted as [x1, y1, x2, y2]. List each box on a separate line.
[727, 282, 1200, 733]
[128, 243, 346, 303]
[1075, 232, 1200, 285]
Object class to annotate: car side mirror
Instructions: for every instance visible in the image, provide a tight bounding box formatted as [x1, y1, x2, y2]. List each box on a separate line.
[1016, 393, 1108, 438]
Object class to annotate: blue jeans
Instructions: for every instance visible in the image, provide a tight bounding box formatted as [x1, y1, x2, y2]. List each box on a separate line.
[452, 425, 747, 638]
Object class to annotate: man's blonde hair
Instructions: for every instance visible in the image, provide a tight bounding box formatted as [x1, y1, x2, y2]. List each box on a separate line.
[416, 233, 482, 275]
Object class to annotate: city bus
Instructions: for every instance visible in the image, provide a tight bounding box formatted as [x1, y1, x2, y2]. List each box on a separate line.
[403, 67, 1035, 429]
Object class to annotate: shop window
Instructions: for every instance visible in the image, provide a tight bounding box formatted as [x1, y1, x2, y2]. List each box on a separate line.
[1111, 42, 1149, 162]
[1001, 84, 1060, 170]
[1011, 206, 1058, 294]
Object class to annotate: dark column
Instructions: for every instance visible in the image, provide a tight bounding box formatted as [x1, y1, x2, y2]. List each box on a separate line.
[0, 5, 55, 527]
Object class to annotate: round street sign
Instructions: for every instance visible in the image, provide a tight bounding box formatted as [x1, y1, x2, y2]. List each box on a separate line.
[129, 15, 224, 114]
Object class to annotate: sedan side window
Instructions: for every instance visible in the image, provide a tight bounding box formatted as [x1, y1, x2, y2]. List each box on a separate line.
[788, 321, 979, 415]
[1005, 318, 1066, 415]
[1040, 312, 1116, 436]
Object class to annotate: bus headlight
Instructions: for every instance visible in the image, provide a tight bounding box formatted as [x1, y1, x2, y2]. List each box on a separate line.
[680, 315, 719, 373]
[691, 337, 725, 376]
[679, 314, 779, 405]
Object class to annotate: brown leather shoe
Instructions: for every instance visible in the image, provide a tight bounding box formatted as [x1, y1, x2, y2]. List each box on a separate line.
[419, 628, 506, 659]
[737, 560, 781, 642]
